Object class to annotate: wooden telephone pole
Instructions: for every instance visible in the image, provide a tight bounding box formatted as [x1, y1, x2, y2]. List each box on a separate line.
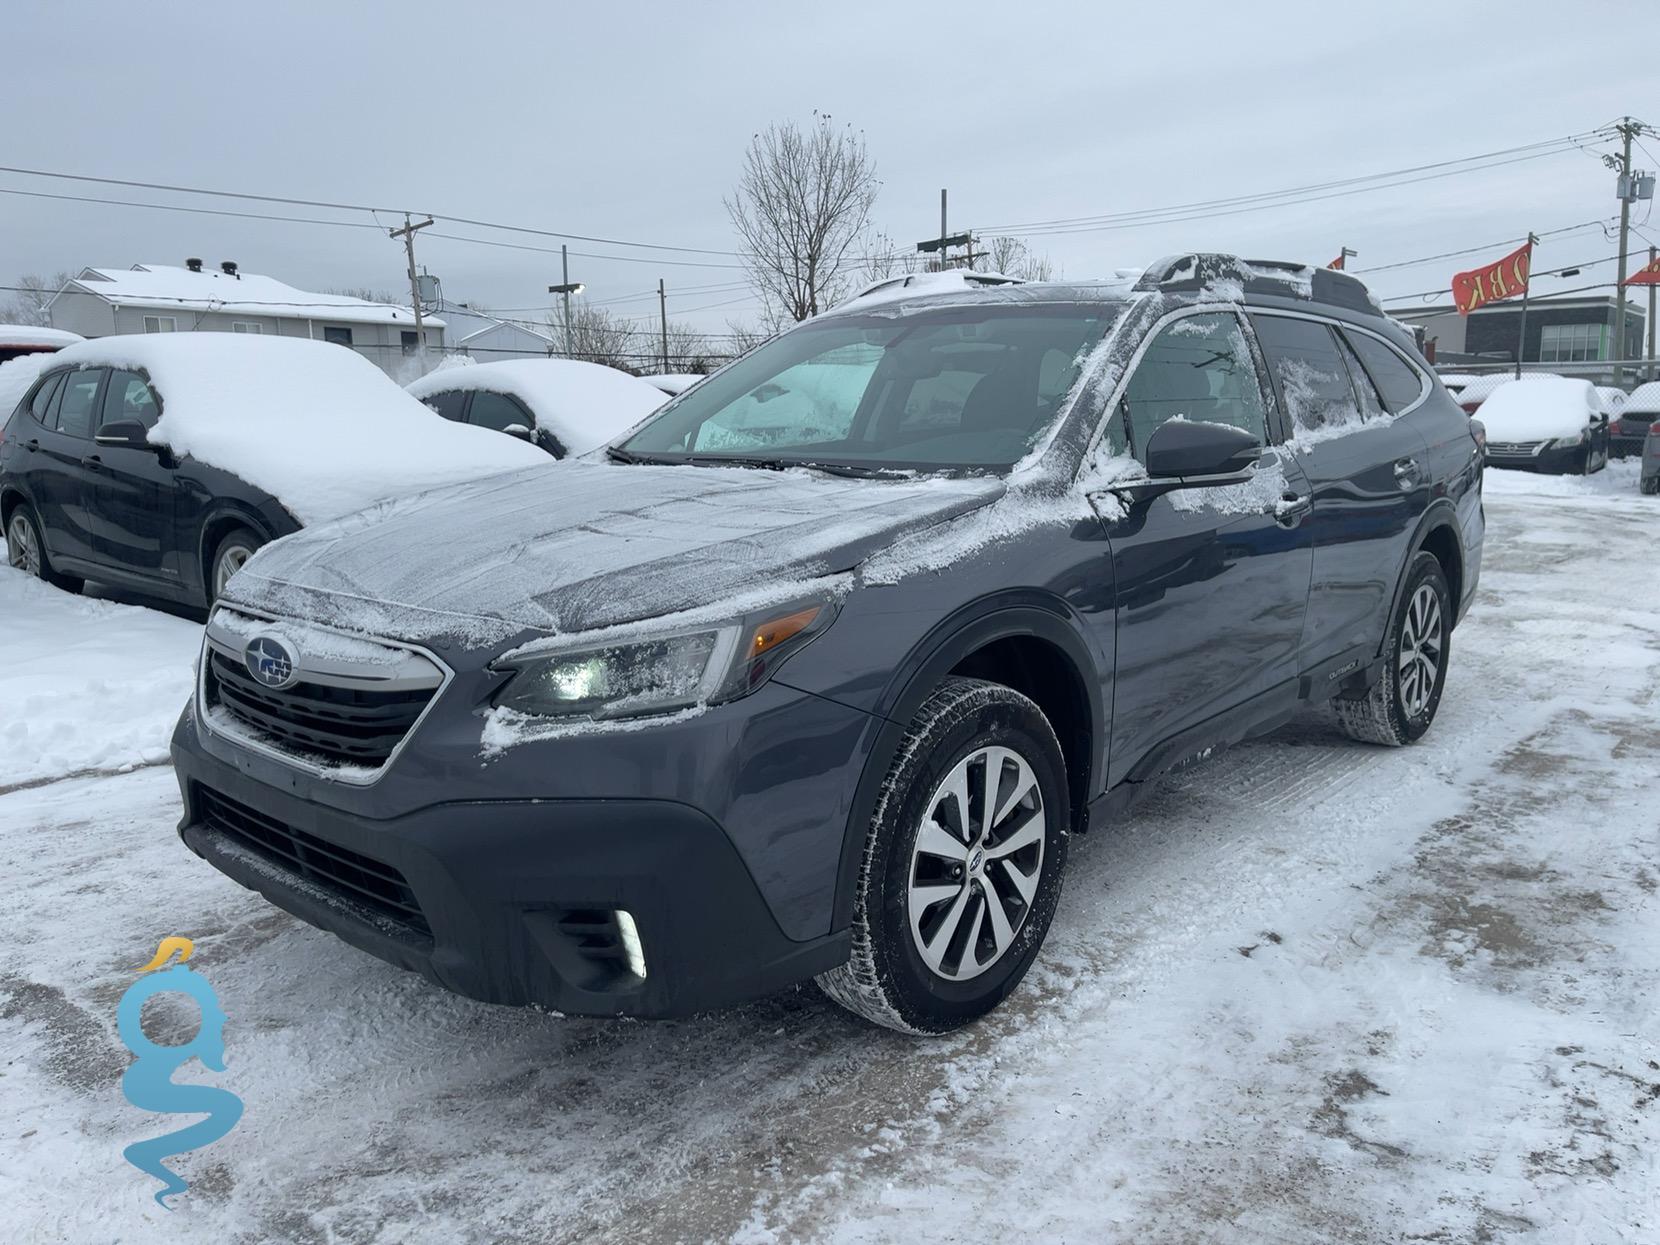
[389, 213, 435, 355]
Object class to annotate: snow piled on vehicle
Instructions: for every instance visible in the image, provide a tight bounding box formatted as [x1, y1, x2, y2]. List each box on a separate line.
[47, 334, 546, 525]
[1474, 376, 1600, 442]
[0, 351, 50, 421]
[406, 358, 667, 455]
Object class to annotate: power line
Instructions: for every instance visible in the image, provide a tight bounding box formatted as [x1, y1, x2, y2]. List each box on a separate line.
[1351, 220, 1612, 274]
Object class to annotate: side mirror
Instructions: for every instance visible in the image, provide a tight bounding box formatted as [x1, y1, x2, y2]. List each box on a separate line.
[502, 423, 535, 442]
[1144, 420, 1262, 479]
[94, 419, 157, 451]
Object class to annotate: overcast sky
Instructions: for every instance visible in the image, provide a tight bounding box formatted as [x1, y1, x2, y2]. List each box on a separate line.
[5, 0, 1656, 345]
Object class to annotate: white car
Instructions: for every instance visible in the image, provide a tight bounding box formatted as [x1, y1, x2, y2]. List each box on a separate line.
[1477, 376, 1610, 475]
[408, 360, 668, 457]
[0, 324, 82, 365]
[1436, 372, 1481, 400]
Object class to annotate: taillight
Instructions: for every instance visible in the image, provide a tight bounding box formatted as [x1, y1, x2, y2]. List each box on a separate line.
[1461, 402, 1480, 415]
[1469, 419, 1486, 453]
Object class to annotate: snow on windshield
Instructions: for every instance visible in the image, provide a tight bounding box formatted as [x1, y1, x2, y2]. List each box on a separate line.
[407, 358, 668, 454]
[47, 335, 546, 525]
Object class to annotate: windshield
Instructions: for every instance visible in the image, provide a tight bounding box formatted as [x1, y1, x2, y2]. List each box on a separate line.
[621, 303, 1121, 471]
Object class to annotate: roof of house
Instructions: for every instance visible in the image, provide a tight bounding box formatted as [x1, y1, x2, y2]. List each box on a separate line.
[58, 264, 444, 328]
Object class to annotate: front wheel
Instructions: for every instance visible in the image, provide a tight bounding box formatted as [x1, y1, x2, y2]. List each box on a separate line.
[208, 527, 263, 604]
[816, 677, 1070, 1034]
[1333, 551, 1451, 747]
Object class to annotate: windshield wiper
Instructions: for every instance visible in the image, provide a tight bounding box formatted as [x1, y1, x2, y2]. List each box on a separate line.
[605, 445, 670, 465]
[684, 455, 905, 479]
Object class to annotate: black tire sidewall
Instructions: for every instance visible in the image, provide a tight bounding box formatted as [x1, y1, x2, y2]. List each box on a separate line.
[866, 686, 1069, 1032]
[1389, 553, 1451, 743]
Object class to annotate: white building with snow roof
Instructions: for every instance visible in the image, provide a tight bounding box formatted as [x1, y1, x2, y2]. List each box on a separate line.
[45, 260, 445, 378]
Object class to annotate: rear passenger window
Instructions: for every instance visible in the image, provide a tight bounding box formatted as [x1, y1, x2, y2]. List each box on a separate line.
[1335, 336, 1386, 422]
[1250, 315, 1359, 437]
[1117, 313, 1268, 462]
[1347, 334, 1425, 412]
[422, 390, 468, 422]
[53, 371, 105, 439]
[469, 391, 534, 434]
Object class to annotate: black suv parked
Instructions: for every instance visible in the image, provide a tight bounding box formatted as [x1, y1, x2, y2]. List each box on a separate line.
[171, 256, 1484, 1034]
[1, 363, 297, 607]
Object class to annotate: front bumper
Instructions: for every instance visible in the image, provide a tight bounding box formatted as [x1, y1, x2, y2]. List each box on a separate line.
[1484, 440, 1587, 474]
[171, 723, 851, 1018]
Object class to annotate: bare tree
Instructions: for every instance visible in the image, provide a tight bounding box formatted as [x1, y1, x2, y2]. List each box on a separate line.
[545, 303, 640, 372]
[661, 321, 722, 374]
[723, 319, 775, 356]
[726, 113, 879, 323]
[983, 237, 1058, 282]
[4, 271, 74, 326]
[859, 229, 916, 283]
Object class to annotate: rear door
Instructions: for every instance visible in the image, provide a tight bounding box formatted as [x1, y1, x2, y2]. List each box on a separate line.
[87, 369, 182, 586]
[1093, 310, 1315, 785]
[1251, 313, 1431, 670]
[31, 367, 107, 568]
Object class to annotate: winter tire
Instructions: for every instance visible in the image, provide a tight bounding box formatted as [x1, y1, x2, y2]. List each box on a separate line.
[6, 504, 84, 594]
[817, 676, 1069, 1034]
[1333, 550, 1450, 747]
[209, 527, 262, 604]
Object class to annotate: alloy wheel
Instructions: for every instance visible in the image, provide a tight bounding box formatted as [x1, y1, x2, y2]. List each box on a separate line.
[1397, 582, 1444, 720]
[214, 545, 254, 595]
[907, 745, 1046, 982]
[7, 514, 40, 577]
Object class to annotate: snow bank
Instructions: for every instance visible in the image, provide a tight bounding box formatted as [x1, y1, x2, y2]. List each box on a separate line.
[1474, 376, 1599, 441]
[0, 568, 200, 786]
[48, 335, 546, 525]
[407, 358, 666, 455]
[0, 324, 82, 349]
[0, 352, 50, 420]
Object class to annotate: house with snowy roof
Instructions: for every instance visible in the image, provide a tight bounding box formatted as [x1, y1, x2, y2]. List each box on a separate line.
[432, 298, 555, 362]
[45, 260, 446, 378]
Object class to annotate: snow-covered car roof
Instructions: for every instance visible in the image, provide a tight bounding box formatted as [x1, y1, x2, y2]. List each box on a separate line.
[638, 373, 704, 397]
[406, 359, 668, 455]
[45, 335, 545, 526]
[1594, 386, 1627, 415]
[1625, 380, 1660, 414]
[1455, 372, 1560, 407]
[0, 324, 83, 350]
[1474, 376, 1601, 441]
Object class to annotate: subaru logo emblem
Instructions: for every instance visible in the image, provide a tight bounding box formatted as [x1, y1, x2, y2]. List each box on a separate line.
[244, 634, 298, 690]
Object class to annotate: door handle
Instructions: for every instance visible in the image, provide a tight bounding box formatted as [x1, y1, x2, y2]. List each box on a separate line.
[1393, 457, 1421, 487]
[1274, 491, 1312, 525]
[24, 438, 39, 451]
[81, 454, 104, 471]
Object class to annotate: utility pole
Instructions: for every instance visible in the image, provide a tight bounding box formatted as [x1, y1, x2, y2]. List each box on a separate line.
[1604, 117, 1654, 378]
[547, 250, 584, 360]
[1649, 245, 1658, 381]
[915, 189, 970, 272]
[939, 189, 948, 271]
[1514, 232, 1538, 380]
[389, 213, 435, 357]
[658, 279, 669, 373]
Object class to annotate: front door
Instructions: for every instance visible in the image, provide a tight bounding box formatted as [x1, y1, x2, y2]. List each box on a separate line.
[1089, 310, 1315, 787]
[87, 369, 180, 585]
[1250, 314, 1431, 669]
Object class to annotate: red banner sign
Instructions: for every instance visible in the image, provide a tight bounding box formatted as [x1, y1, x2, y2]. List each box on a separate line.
[1327, 254, 1346, 271]
[1452, 242, 1531, 315]
[1624, 254, 1660, 286]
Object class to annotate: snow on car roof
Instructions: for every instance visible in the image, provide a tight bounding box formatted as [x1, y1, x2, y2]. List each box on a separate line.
[67, 265, 443, 328]
[406, 359, 667, 454]
[0, 324, 83, 349]
[47, 334, 544, 525]
[1473, 376, 1600, 441]
[1455, 372, 1559, 406]
[638, 373, 704, 396]
[1626, 380, 1660, 414]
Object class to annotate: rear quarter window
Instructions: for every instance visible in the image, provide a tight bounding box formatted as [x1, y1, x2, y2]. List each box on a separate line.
[1347, 333, 1427, 413]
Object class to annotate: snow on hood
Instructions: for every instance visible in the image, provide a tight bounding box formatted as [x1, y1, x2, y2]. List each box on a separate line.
[1475, 377, 1600, 440]
[221, 458, 1004, 648]
[406, 358, 667, 455]
[48, 335, 546, 525]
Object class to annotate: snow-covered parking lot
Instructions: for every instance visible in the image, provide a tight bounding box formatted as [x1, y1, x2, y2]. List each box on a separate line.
[3, 463, 1657, 1244]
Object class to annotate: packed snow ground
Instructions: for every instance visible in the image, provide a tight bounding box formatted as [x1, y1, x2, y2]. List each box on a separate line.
[2, 465, 1657, 1243]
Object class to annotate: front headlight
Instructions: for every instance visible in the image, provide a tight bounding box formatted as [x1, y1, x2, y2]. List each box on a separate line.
[1548, 433, 1588, 449]
[493, 599, 835, 721]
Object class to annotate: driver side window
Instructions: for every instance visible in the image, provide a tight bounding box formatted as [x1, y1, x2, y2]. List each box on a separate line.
[1113, 314, 1268, 463]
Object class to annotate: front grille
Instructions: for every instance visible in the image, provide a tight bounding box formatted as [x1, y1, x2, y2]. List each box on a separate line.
[206, 649, 433, 767]
[196, 786, 430, 937]
[1486, 441, 1542, 456]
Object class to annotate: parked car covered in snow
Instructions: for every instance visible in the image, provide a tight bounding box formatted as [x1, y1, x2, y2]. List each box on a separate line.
[1611, 380, 1660, 459]
[407, 359, 666, 457]
[1436, 372, 1480, 400]
[1595, 385, 1627, 419]
[2, 335, 544, 608]
[0, 324, 83, 365]
[172, 254, 1484, 1035]
[1476, 376, 1609, 474]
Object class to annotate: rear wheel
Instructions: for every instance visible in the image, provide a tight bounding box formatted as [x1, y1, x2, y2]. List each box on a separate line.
[6, 504, 84, 593]
[817, 677, 1069, 1034]
[1333, 551, 1450, 747]
[209, 527, 262, 603]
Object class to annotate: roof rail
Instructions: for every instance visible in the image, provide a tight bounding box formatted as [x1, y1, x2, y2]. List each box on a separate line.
[1134, 252, 1377, 314]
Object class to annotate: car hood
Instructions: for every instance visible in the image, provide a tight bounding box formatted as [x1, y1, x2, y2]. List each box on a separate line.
[222, 459, 1003, 649]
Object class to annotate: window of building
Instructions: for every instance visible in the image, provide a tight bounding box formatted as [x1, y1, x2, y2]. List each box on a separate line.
[100, 370, 161, 430]
[321, 326, 353, 347]
[1346, 333, 1426, 412]
[1539, 323, 1601, 363]
[401, 330, 419, 356]
[143, 315, 176, 333]
[1112, 313, 1268, 461]
[231, 322, 263, 334]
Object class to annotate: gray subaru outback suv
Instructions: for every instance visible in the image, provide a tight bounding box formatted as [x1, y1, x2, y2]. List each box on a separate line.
[171, 255, 1484, 1033]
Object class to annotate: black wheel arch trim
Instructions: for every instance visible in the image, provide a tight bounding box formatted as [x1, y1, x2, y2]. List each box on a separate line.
[826, 592, 1106, 934]
[1379, 499, 1463, 659]
[196, 501, 289, 598]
